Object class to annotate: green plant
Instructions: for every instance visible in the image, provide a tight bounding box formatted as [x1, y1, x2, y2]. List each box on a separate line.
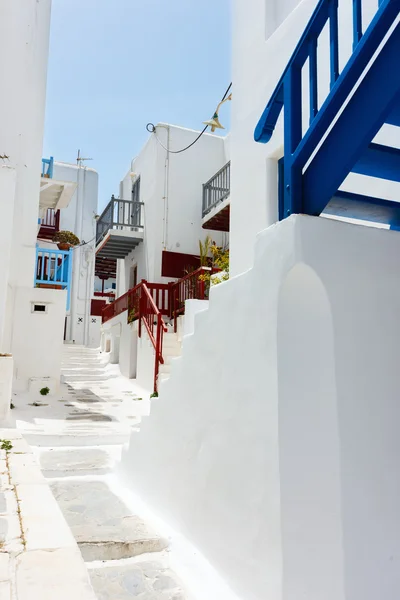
[40, 387, 50, 396]
[0, 440, 13, 452]
[150, 392, 158, 398]
[199, 244, 229, 288]
[10, 403, 15, 410]
[199, 235, 213, 267]
[127, 294, 140, 324]
[53, 231, 80, 246]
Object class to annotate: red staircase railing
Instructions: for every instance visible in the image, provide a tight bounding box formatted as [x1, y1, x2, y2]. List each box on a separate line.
[170, 267, 211, 332]
[101, 268, 218, 391]
[139, 283, 168, 394]
[102, 289, 130, 323]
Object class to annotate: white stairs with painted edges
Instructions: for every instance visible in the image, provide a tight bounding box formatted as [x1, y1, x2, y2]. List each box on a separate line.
[61, 344, 115, 384]
[159, 326, 182, 383]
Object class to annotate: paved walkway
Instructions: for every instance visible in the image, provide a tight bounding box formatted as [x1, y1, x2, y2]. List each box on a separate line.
[11, 346, 188, 600]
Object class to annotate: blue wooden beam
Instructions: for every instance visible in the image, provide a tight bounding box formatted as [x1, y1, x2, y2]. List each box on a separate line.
[302, 22, 400, 216]
[385, 101, 400, 126]
[325, 191, 400, 229]
[352, 143, 400, 182]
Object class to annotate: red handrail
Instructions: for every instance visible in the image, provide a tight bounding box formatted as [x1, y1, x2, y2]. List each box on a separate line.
[102, 288, 130, 323]
[170, 267, 217, 332]
[102, 281, 168, 393]
[101, 270, 220, 390]
[140, 283, 168, 394]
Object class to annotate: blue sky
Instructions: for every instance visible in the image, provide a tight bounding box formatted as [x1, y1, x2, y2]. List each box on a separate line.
[44, 0, 231, 211]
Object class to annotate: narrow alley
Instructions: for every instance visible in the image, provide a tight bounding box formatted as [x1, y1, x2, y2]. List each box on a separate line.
[12, 345, 188, 600]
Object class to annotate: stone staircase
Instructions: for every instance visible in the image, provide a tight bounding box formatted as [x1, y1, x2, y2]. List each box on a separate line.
[16, 344, 190, 600]
[158, 329, 182, 384]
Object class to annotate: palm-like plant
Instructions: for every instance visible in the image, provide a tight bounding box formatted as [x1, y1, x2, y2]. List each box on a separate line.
[199, 235, 212, 267]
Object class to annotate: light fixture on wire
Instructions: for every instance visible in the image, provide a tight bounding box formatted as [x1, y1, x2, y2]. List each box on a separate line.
[203, 93, 232, 132]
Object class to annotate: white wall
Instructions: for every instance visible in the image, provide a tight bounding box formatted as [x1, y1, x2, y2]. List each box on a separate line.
[231, 0, 390, 276]
[117, 125, 227, 296]
[102, 314, 137, 378]
[120, 215, 400, 600]
[51, 162, 98, 345]
[12, 287, 67, 392]
[0, 0, 52, 354]
[0, 167, 16, 349]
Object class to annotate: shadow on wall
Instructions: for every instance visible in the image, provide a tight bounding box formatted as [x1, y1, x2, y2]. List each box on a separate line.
[277, 264, 344, 600]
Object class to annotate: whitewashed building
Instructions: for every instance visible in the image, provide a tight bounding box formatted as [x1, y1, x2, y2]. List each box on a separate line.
[119, 2, 400, 600]
[38, 160, 100, 347]
[98, 124, 229, 385]
[0, 0, 71, 408]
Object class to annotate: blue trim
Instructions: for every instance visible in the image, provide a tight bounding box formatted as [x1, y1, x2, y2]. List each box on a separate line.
[41, 157, 54, 179]
[255, 0, 400, 221]
[254, 0, 399, 146]
[35, 247, 72, 310]
[302, 24, 400, 216]
[353, 0, 363, 50]
[278, 158, 285, 221]
[325, 190, 400, 230]
[353, 143, 400, 182]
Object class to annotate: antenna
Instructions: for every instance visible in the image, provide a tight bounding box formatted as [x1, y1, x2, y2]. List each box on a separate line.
[76, 149, 93, 166]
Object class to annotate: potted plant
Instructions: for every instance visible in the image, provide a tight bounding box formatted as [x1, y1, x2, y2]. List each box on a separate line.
[53, 230, 80, 251]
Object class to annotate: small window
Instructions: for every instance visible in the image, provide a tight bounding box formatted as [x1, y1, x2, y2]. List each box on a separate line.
[32, 303, 47, 314]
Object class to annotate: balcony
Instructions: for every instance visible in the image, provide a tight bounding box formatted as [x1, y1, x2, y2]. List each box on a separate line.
[38, 208, 60, 240]
[202, 161, 230, 232]
[96, 195, 144, 259]
[35, 247, 73, 310]
[40, 157, 77, 212]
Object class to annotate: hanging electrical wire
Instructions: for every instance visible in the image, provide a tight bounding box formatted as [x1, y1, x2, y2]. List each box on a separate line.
[146, 82, 232, 154]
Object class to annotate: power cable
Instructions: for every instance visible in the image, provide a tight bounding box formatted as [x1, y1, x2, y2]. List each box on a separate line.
[146, 82, 232, 154]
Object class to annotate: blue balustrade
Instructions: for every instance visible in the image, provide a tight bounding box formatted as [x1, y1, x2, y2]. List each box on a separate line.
[255, 0, 400, 220]
[35, 247, 73, 310]
[41, 156, 54, 179]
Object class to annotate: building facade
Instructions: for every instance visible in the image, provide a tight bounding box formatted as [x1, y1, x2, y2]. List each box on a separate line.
[120, 2, 400, 600]
[0, 0, 69, 399]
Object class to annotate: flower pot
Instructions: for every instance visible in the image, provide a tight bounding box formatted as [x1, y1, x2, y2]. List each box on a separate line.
[57, 242, 71, 251]
[0, 355, 13, 422]
[38, 284, 62, 290]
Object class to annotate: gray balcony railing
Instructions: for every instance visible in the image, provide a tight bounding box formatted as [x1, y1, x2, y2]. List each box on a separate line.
[96, 195, 144, 244]
[202, 161, 230, 217]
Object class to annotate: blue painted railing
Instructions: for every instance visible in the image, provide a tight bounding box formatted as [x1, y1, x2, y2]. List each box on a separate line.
[35, 247, 73, 310]
[255, 0, 400, 220]
[41, 157, 54, 179]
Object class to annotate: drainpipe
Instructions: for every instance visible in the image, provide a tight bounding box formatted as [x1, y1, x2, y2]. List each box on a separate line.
[157, 125, 170, 251]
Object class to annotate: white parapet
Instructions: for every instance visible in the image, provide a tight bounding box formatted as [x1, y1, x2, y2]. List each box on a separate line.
[120, 214, 400, 600]
[0, 356, 12, 423]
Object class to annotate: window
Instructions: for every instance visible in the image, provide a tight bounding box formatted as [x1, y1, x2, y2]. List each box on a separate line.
[32, 303, 47, 313]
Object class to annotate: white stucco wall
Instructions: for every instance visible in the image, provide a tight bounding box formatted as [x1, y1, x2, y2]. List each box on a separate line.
[0, 0, 52, 353]
[0, 167, 16, 350]
[52, 162, 98, 345]
[12, 287, 67, 392]
[102, 314, 138, 378]
[120, 215, 400, 600]
[117, 125, 227, 296]
[231, 0, 393, 276]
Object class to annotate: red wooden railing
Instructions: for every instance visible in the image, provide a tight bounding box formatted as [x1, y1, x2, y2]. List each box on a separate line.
[101, 268, 218, 391]
[94, 291, 115, 298]
[102, 289, 130, 323]
[38, 209, 60, 240]
[170, 267, 210, 331]
[139, 284, 168, 393]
